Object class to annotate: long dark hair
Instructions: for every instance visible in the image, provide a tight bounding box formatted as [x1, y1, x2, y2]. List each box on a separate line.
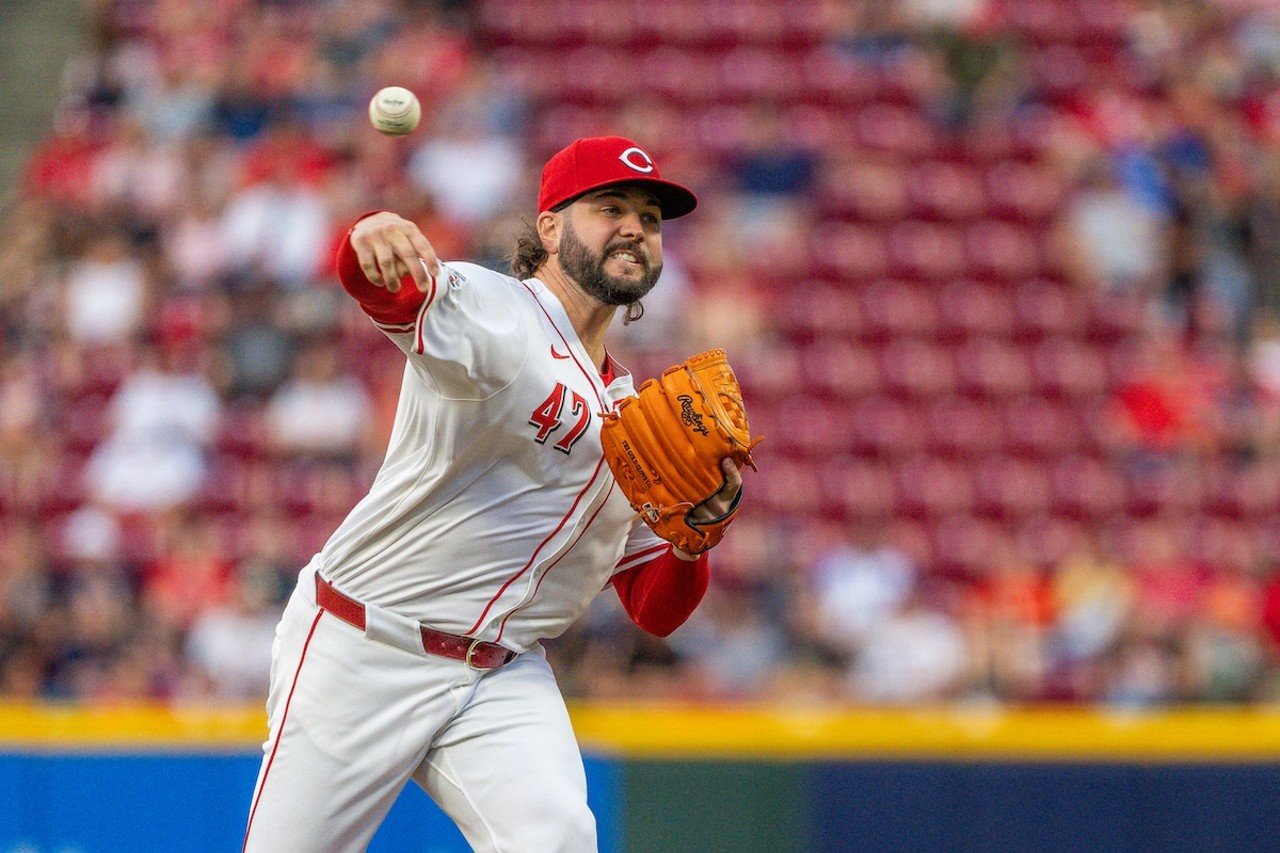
[507, 217, 645, 325]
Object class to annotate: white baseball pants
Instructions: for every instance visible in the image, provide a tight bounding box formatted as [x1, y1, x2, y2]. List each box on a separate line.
[242, 565, 596, 852]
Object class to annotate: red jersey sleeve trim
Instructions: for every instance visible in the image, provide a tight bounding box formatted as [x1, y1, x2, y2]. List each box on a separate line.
[614, 542, 669, 572]
[335, 211, 432, 327]
[612, 549, 710, 637]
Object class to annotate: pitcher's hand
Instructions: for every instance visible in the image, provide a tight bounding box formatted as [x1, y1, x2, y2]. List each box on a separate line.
[349, 212, 440, 292]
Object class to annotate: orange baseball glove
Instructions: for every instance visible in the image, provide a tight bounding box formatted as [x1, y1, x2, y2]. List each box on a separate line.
[600, 349, 761, 555]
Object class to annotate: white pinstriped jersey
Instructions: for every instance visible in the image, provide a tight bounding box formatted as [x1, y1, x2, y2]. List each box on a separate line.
[316, 261, 666, 652]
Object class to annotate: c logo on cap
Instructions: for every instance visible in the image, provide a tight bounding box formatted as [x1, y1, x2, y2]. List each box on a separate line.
[618, 147, 655, 174]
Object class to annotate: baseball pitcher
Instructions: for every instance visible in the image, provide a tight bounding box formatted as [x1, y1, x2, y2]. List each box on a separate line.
[242, 136, 757, 852]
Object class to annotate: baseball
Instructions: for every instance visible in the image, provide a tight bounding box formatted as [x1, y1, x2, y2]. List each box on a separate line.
[368, 86, 421, 136]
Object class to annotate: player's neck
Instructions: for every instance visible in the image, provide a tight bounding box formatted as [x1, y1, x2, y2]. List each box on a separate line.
[536, 263, 615, 371]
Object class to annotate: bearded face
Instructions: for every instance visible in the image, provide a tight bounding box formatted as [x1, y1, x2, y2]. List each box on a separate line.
[557, 216, 663, 306]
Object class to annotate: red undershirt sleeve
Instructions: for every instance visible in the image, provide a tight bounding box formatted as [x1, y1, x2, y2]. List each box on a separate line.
[335, 210, 429, 327]
[611, 549, 710, 637]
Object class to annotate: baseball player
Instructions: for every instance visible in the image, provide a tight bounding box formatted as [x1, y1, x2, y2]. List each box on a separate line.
[242, 136, 743, 852]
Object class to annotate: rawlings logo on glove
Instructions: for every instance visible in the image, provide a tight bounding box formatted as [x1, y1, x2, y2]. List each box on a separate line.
[600, 349, 761, 555]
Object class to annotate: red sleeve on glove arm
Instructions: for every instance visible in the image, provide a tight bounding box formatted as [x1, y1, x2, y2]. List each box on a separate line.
[612, 550, 710, 637]
[335, 211, 429, 327]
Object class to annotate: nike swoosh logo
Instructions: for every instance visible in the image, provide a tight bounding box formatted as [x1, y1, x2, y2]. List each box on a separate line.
[550, 346, 571, 360]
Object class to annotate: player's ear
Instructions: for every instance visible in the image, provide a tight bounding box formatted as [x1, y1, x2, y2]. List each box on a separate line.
[537, 211, 561, 254]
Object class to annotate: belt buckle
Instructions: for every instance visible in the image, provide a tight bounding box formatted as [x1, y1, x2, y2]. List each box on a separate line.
[464, 637, 484, 670]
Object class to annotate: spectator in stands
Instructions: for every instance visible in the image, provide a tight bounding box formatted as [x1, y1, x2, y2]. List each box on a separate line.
[94, 118, 186, 218]
[264, 338, 373, 458]
[62, 234, 151, 346]
[220, 125, 332, 287]
[184, 562, 279, 700]
[1059, 158, 1168, 296]
[1107, 334, 1217, 460]
[1051, 530, 1134, 698]
[1127, 514, 1212, 639]
[964, 534, 1055, 701]
[84, 343, 220, 513]
[846, 587, 971, 703]
[46, 560, 137, 701]
[407, 85, 524, 228]
[0, 522, 55, 695]
[807, 516, 919, 657]
[163, 182, 234, 292]
[1182, 522, 1266, 700]
[668, 576, 792, 699]
[1103, 634, 1183, 707]
[141, 513, 234, 631]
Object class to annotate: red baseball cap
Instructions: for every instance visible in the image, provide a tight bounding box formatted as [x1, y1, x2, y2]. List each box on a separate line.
[538, 136, 698, 219]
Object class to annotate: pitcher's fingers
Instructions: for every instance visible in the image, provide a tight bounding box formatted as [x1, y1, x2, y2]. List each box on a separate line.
[355, 245, 384, 287]
[387, 232, 427, 291]
[374, 246, 402, 292]
[407, 232, 441, 282]
[721, 458, 743, 493]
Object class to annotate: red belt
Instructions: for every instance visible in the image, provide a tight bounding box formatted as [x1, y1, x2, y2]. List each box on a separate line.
[315, 575, 516, 670]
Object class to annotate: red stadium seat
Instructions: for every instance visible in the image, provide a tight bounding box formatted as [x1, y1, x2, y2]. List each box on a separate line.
[964, 220, 1042, 281]
[560, 46, 643, 103]
[1005, 0, 1082, 44]
[1030, 337, 1111, 398]
[778, 0, 837, 45]
[1013, 278, 1087, 339]
[802, 339, 880, 400]
[905, 160, 985, 221]
[853, 104, 940, 155]
[755, 457, 824, 517]
[885, 221, 966, 280]
[953, 336, 1034, 398]
[983, 160, 1064, 222]
[771, 283, 863, 340]
[893, 453, 976, 518]
[929, 512, 1007, 576]
[766, 395, 854, 459]
[1026, 43, 1090, 97]
[934, 280, 1017, 339]
[925, 396, 1006, 457]
[1002, 395, 1086, 457]
[643, 50, 723, 106]
[815, 156, 909, 222]
[61, 392, 112, 455]
[860, 280, 939, 338]
[822, 454, 896, 519]
[972, 453, 1054, 520]
[213, 403, 268, 460]
[718, 48, 802, 101]
[1207, 461, 1280, 521]
[1016, 513, 1087, 566]
[735, 344, 805, 402]
[848, 395, 926, 457]
[879, 336, 956, 398]
[781, 104, 842, 151]
[1050, 454, 1126, 520]
[1086, 289, 1147, 344]
[800, 48, 880, 104]
[808, 223, 890, 281]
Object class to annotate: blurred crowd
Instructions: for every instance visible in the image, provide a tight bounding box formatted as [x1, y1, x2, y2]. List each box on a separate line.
[8, 0, 1280, 706]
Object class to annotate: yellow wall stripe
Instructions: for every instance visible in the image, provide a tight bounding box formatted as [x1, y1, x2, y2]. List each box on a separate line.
[3, 702, 1280, 760]
[570, 704, 1280, 761]
[0, 703, 266, 750]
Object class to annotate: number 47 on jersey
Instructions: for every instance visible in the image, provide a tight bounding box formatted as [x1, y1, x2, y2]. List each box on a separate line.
[529, 383, 592, 454]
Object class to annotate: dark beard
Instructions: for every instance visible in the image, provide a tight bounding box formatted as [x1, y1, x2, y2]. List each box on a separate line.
[558, 219, 662, 306]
